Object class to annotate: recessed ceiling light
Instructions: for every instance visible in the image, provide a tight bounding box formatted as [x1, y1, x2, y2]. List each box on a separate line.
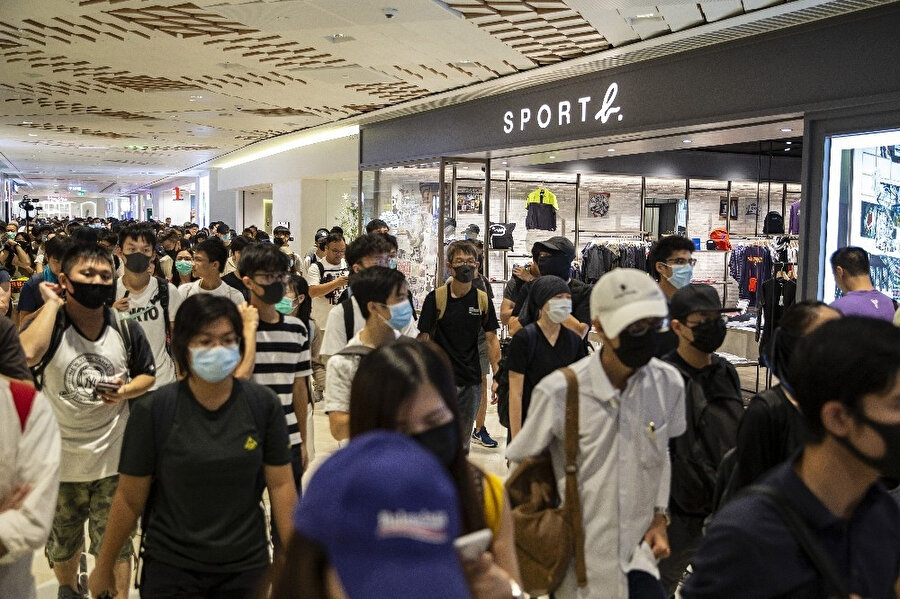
[786, 141, 792, 145]
[502, 161, 508, 165]
[325, 33, 355, 43]
[22, 121, 32, 125]
[780, 128, 793, 132]
[682, 139, 692, 144]
[784, 148, 791, 152]
[607, 148, 616, 152]
[27, 133, 37, 137]
[549, 154, 556, 159]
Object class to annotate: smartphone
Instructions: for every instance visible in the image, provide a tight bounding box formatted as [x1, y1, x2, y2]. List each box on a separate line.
[454, 528, 493, 562]
[94, 381, 122, 393]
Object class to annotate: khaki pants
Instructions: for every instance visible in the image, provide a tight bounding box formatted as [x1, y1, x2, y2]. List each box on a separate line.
[310, 318, 327, 394]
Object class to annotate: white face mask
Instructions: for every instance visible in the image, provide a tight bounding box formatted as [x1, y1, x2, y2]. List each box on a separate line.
[546, 297, 572, 324]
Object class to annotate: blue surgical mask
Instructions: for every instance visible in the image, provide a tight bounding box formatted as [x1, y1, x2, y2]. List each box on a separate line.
[667, 264, 693, 289]
[42, 265, 58, 284]
[382, 301, 414, 330]
[190, 345, 240, 383]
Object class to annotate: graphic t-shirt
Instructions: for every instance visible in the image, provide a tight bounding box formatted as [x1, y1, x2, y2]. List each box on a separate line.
[251, 315, 312, 447]
[178, 279, 245, 306]
[305, 259, 349, 325]
[116, 278, 183, 388]
[831, 289, 897, 322]
[40, 309, 155, 482]
[118, 380, 291, 573]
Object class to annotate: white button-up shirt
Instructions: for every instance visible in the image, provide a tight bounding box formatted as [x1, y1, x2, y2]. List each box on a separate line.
[507, 351, 686, 598]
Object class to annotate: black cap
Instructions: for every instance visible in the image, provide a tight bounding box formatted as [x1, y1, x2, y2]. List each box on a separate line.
[669, 284, 729, 321]
[532, 236, 575, 259]
[314, 228, 329, 242]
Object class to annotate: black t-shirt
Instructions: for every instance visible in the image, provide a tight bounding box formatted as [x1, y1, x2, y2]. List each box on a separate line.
[119, 380, 291, 573]
[418, 286, 499, 386]
[663, 350, 742, 404]
[0, 315, 32, 381]
[222, 272, 250, 302]
[506, 323, 587, 421]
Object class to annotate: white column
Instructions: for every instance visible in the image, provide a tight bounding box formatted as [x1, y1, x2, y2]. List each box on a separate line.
[208, 169, 240, 229]
[272, 181, 302, 237]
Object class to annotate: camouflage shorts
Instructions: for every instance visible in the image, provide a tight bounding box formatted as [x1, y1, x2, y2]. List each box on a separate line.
[46, 475, 135, 565]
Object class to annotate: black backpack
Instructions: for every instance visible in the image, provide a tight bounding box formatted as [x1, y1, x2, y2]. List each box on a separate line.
[495, 324, 539, 429]
[763, 211, 785, 234]
[668, 365, 744, 516]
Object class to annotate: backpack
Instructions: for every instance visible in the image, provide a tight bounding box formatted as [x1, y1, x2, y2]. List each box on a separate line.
[708, 228, 731, 251]
[668, 364, 743, 516]
[433, 283, 490, 334]
[489, 222, 516, 250]
[30, 308, 134, 390]
[496, 324, 539, 429]
[763, 211, 785, 234]
[122, 277, 171, 357]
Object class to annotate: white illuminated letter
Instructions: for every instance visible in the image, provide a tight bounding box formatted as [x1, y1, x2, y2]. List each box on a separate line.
[520, 108, 531, 131]
[503, 111, 514, 134]
[577, 97, 591, 122]
[595, 83, 621, 124]
[537, 104, 552, 129]
[558, 100, 571, 126]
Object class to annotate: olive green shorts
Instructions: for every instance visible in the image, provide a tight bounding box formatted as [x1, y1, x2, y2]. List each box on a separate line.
[46, 475, 135, 565]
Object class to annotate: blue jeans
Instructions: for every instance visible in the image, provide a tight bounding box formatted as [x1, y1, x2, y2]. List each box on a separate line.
[456, 384, 481, 453]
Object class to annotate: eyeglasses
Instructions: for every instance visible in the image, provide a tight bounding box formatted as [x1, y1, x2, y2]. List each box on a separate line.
[251, 272, 289, 286]
[624, 317, 669, 337]
[327, 247, 346, 255]
[451, 260, 478, 267]
[665, 258, 697, 267]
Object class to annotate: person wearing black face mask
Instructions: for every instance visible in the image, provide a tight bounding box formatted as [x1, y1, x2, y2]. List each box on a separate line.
[660, 284, 744, 596]
[684, 318, 900, 599]
[508, 268, 688, 598]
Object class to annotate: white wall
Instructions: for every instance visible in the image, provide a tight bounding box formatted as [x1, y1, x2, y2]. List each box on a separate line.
[240, 191, 266, 233]
[208, 170, 239, 228]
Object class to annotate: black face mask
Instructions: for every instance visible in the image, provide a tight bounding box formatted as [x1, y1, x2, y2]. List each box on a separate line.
[536, 253, 571, 279]
[411, 420, 459, 468]
[689, 318, 727, 353]
[613, 329, 660, 369]
[453, 265, 475, 284]
[833, 410, 900, 479]
[69, 281, 112, 310]
[123, 252, 151, 274]
[254, 280, 285, 305]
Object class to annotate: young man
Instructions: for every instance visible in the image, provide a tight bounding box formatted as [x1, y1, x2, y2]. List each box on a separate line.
[507, 268, 686, 598]
[418, 240, 500, 453]
[508, 237, 591, 339]
[179, 237, 245, 306]
[302, 228, 330, 277]
[649, 235, 697, 356]
[320, 233, 415, 357]
[273, 226, 302, 275]
[15, 236, 72, 325]
[830, 246, 896, 321]
[18, 244, 156, 599]
[222, 235, 254, 302]
[660, 283, 743, 595]
[305, 232, 349, 399]
[113, 225, 183, 389]
[0, 376, 60, 599]
[239, 244, 311, 489]
[684, 318, 900, 598]
[157, 229, 181, 280]
[325, 266, 409, 443]
[365, 218, 390, 235]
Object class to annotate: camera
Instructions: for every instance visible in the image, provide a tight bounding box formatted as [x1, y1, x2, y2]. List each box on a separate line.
[18, 195, 37, 214]
[383, 7, 398, 19]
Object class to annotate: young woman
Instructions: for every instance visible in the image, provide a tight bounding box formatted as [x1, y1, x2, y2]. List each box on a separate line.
[171, 248, 195, 288]
[88, 294, 297, 599]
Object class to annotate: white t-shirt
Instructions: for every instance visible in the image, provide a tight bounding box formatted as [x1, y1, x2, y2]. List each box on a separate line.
[321, 296, 418, 357]
[323, 333, 365, 415]
[305, 258, 349, 325]
[178, 278, 246, 306]
[115, 278, 182, 388]
[39, 310, 156, 482]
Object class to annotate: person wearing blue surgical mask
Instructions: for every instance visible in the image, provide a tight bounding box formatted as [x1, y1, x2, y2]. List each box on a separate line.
[88, 294, 297, 599]
[324, 266, 410, 444]
[649, 235, 698, 357]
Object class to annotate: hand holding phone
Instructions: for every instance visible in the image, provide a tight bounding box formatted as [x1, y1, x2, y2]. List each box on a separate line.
[454, 528, 493, 562]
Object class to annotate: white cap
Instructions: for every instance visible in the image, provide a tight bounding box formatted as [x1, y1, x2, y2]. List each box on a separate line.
[590, 268, 668, 339]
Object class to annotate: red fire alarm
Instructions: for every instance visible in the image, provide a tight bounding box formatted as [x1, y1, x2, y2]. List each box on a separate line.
[174, 187, 181, 201]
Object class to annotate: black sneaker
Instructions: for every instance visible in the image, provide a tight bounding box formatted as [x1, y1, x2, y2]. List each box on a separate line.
[58, 585, 87, 599]
[471, 425, 499, 448]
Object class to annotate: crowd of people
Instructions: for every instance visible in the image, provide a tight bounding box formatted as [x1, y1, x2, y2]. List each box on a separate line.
[0, 214, 898, 599]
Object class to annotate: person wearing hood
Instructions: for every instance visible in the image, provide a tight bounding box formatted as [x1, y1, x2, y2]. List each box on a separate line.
[660, 283, 744, 596]
[508, 236, 592, 339]
[505, 275, 588, 439]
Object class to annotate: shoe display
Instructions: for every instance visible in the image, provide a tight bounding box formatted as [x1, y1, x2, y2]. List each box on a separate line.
[471, 426, 499, 448]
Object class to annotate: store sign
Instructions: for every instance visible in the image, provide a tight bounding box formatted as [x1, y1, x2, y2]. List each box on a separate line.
[502, 82, 623, 135]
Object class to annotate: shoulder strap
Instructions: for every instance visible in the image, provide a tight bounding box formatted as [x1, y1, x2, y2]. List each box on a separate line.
[747, 484, 850, 599]
[31, 309, 68, 390]
[111, 309, 134, 368]
[9, 380, 37, 431]
[239, 380, 270, 439]
[335, 345, 374, 359]
[342, 297, 355, 342]
[154, 278, 172, 356]
[314, 260, 324, 280]
[435, 284, 449, 321]
[560, 366, 587, 587]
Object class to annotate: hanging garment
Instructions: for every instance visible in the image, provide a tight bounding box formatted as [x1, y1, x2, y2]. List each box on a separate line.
[758, 276, 797, 357]
[788, 200, 801, 235]
[739, 245, 772, 306]
[525, 188, 558, 231]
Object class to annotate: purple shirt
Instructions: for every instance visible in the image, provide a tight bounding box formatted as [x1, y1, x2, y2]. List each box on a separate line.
[831, 289, 896, 321]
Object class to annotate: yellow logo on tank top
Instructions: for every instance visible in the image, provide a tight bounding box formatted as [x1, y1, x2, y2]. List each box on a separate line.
[244, 436, 258, 451]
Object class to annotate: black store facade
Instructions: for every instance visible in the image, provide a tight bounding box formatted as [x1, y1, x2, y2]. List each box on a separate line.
[356, 3, 900, 373]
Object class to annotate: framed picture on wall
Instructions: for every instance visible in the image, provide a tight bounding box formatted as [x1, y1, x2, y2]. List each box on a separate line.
[588, 191, 610, 217]
[719, 197, 740, 220]
[456, 187, 483, 214]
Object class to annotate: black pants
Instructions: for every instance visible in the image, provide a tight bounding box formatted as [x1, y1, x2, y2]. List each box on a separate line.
[139, 558, 267, 599]
[271, 444, 304, 551]
[659, 511, 705, 597]
[628, 570, 667, 599]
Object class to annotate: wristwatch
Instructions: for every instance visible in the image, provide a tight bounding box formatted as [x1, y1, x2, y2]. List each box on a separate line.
[509, 579, 523, 599]
[654, 506, 671, 526]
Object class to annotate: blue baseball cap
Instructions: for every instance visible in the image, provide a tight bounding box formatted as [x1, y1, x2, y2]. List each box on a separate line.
[294, 431, 470, 598]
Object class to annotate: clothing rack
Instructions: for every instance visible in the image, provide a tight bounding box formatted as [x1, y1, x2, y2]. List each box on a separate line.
[576, 229, 648, 247]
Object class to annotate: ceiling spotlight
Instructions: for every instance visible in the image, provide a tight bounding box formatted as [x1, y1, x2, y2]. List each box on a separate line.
[682, 139, 692, 144]
[22, 121, 32, 125]
[549, 154, 556, 159]
[27, 133, 37, 137]
[780, 127, 793, 132]
[786, 141, 792, 145]
[607, 148, 616, 152]
[784, 148, 791, 152]
[501, 161, 508, 165]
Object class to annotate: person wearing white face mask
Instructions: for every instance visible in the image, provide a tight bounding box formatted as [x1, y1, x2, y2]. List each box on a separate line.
[324, 266, 410, 443]
[504, 275, 589, 440]
[88, 294, 297, 599]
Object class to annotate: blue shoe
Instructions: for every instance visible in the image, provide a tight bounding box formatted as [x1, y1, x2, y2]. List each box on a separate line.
[472, 426, 499, 448]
